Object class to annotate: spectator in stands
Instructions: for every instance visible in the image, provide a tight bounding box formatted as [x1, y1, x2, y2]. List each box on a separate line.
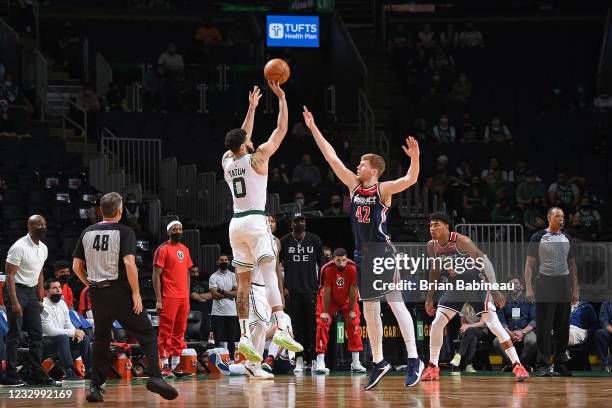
[458, 22, 485, 48]
[388, 23, 413, 55]
[548, 173, 580, 211]
[417, 23, 436, 48]
[122, 194, 143, 232]
[0, 99, 17, 137]
[516, 170, 547, 210]
[594, 301, 612, 372]
[593, 92, 612, 111]
[481, 157, 508, 186]
[571, 196, 602, 237]
[158, 43, 184, 78]
[323, 195, 343, 217]
[568, 298, 599, 347]
[429, 46, 455, 75]
[292, 154, 321, 188]
[0, 73, 33, 118]
[54, 260, 75, 310]
[78, 287, 92, 320]
[269, 166, 291, 200]
[195, 20, 224, 45]
[462, 176, 488, 221]
[41, 278, 91, 381]
[523, 197, 547, 237]
[483, 115, 512, 143]
[494, 277, 537, 370]
[104, 82, 124, 112]
[565, 213, 593, 242]
[508, 159, 530, 184]
[492, 191, 521, 224]
[424, 155, 455, 203]
[432, 113, 456, 144]
[189, 267, 211, 341]
[227, 22, 249, 46]
[412, 117, 432, 143]
[323, 246, 333, 264]
[407, 49, 430, 76]
[449, 303, 486, 373]
[458, 112, 478, 143]
[76, 83, 100, 113]
[209, 255, 239, 361]
[455, 160, 474, 185]
[451, 73, 472, 102]
[428, 71, 447, 96]
[440, 23, 458, 50]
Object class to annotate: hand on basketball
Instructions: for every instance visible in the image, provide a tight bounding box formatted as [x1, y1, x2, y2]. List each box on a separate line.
[348, 310, 357, 320]
[132, 292, 143, 314]
[268, 80, 285, 100]
[302, 106, 315, 129]
[491, 290, 506, 308]
[425, 298, 436, 317]
[248, 85, 262, 109]
[320, 312, 330, 323]
[401, 136, 420, 160]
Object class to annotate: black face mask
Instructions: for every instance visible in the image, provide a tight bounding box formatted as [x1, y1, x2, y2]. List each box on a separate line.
[332, 202, 341, 209]
[50, 293, 62, 303]
[170, 233, 183, 243]
[126, 203, 138, 213]
[219, 262, 230, 271]
[293, 224, 306, 234]
[581, 205, 590, 210]
[337, 265, 345, 271]
[58, 275, 69, 284]
[33, 228, 47, 240]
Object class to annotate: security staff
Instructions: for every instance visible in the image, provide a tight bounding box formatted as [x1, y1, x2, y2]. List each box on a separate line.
[525, 207, 579, 377]
[72, 192, 178, 402]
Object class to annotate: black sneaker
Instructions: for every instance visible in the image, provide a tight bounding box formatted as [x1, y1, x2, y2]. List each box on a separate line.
[86, 385, 105, 402]
[364, 360, 391, 391]
[27, 376, 62, 387]
[146, 377, 179, 400]
[553, 364, 572, 377]
[64, 368, 84, 382]
[0, 375, 25, 387]
[404, 358, 424, 387]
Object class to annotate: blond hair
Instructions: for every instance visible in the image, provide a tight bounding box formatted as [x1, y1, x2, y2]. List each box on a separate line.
[361, 153, 386, 177]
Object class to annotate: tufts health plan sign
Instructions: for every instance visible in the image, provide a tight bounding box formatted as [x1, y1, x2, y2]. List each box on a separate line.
[266, 15, 320, 48]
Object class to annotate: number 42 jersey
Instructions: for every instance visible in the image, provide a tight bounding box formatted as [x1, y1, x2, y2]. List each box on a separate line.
[223, 153, 267, 213]
[351, 183, 391, 255]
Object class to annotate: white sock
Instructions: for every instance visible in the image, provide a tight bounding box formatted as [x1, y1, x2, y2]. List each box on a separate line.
[220, 341, 228, 351]
[273, 311, 286, 330]
[505, 347, 520, 365]
[260, 258, 283, 308]
[162, 358, 168, 366]
[171, 355, 180, 369]
[387, 298, 418, 359]
[363, 301, 383, 364]
[296, 356, 304, 366]
[483, 310, 519, 364]
[239, 318, 250, 337]
[352, 352, 360, 364]
[430, 310, 453, 366]
[317, 354, 325, 364]
[229, 363, 245, 376]
[268, 342, 280, 358]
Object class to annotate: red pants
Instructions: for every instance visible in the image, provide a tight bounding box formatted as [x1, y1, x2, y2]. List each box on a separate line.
[315, 294, 363, 354]
[158, 297, 189, 359]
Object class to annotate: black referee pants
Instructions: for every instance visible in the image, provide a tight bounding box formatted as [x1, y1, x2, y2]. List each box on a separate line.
[287, 292, 317, 363]
[535, 274, 571, 369]
[89, 281, 162, 387]
[211, 315, 239, 358]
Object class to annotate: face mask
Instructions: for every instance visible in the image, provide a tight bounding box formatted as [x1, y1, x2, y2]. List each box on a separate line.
[126, 203, 138, 212]
[50, 293, 62, 303]
[219, 262, 229, 270]
[512, 286, 523, 297]
[170, 233, 183, 243]
[581, 205, 590, 210]
[295, 198, 305, 207]
[292, 224, 305, 234]
[332, 202, 341, 209]
[58, 275, 69, 284]
[33, 228, 47, 240]
[337, 265, 345, 271]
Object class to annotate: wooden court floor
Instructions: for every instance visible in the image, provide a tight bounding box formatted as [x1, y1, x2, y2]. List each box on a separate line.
[1, 371, 611, 408]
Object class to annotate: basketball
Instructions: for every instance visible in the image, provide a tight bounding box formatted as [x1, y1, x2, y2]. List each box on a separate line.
[264, 58, 290, 84]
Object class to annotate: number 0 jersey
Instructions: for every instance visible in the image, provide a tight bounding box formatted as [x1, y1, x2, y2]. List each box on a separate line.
[351, 183, 391, 255]
[222, 153, 267, 213]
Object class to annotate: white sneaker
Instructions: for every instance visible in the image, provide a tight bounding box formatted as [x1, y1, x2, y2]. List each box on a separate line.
[244, 362, 274, 380]
[273, 313, 304, 353]
[351, 361, 367, 373]
[294, 357, 304, 373]
[450, 353, 461, 368]
[238, 336, 263, 362]
[315, 359, 330, 374]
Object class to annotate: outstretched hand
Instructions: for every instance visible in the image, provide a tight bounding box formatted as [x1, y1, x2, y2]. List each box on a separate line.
[268, 80, 285, 99]
[249, 85, 262, 108]
[302, 106, 315, 129]
[401, 136, 420, 160]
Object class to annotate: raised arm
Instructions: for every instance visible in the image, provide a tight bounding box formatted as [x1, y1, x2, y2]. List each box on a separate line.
[252, 81, 287, 170]
[379, 136, 420, 197]
[303, 106, 359, 190]
[241, 85, 261, 143]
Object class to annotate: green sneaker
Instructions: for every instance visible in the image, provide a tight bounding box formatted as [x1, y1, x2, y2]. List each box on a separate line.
[272, 329, 303, 353]
[238, 336, 263, 362]
[465, 364, 477, 373]
[450, 353, 461, 367]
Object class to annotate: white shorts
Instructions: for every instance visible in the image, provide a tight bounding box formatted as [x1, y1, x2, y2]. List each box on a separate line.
[249, 283, 271, 325]
[229, 213, 276, 269]
[569, 325, 587, 345]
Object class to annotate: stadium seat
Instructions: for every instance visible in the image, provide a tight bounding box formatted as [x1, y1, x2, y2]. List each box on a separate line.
[185, 311, 214, 355]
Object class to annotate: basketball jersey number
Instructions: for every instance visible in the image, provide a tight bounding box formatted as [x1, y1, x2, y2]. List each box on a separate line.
[355, 205, 371, 223]
[92, 235, 109, 251]
[232, 177, 247, 198]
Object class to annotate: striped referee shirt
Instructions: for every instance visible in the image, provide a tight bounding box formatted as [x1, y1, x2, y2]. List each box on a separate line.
[73, 221, 137, 282]
[527, 229, 575, 277]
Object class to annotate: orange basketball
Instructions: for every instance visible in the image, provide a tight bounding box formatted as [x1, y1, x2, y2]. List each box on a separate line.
[264, 58, 290, 84]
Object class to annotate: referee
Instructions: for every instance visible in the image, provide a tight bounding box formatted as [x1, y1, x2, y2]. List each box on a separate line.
[72, 192, 178, 402]
[524, 207, 579, 377]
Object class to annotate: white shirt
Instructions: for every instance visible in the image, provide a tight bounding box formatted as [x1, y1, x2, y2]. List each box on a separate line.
[6, 234, 48, 287]
[157, 52, 184, 71]
[223, 153, 268, 213]
[209, 270, 237, 316]
[41, 297, 76, 338]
